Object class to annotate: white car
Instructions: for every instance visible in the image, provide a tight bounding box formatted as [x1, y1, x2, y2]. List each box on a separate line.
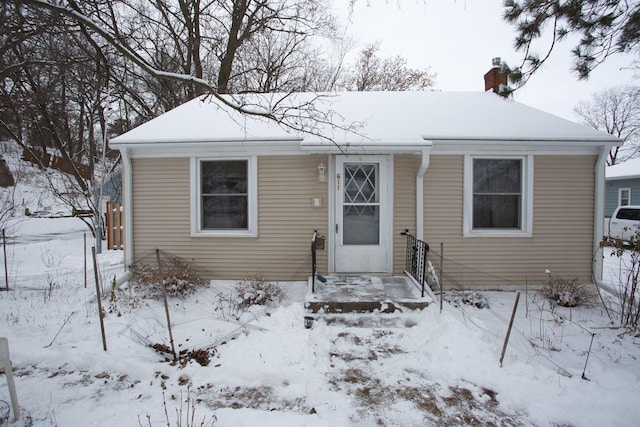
[609, 205, 640, 243]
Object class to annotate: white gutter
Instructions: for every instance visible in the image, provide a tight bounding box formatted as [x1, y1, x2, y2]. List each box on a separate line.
[121, 147, 134, 270]
[593, 146, 607, 285]
[300, 138, 432, 154]
[416, 147, 432, 240]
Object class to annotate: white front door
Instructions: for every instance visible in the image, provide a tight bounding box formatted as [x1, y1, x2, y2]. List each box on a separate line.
[334, 155, 392, 273]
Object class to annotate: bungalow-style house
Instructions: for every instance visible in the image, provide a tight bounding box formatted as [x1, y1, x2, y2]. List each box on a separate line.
[605, 157, 640, 217]
[110, 89, 620, 289]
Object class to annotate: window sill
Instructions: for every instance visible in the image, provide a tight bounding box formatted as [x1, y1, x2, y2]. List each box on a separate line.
[191, 230, 257, 238]
[463, 230, 532, 238]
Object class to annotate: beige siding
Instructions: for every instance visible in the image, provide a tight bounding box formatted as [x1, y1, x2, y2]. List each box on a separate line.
[131, 153, 596, 287]
[131, 156, 328, 281]
[393, 155, 419, 273]
[421, 155, 596, 287]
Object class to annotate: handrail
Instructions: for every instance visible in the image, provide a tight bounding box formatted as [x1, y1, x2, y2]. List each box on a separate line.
[311, 230, 317, 293]
[401, 230, 430, 297]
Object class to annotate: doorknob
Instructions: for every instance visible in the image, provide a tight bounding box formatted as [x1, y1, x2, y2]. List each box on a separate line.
[335, 224, 339, 234]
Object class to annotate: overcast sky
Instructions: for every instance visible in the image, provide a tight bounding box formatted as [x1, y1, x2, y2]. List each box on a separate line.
[335, 0, 637, 122]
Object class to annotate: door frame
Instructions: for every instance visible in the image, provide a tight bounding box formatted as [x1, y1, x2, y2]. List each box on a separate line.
[328, 154, 394, 274]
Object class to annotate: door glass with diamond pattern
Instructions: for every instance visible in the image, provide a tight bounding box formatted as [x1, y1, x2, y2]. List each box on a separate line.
[343, 163, 379, 245]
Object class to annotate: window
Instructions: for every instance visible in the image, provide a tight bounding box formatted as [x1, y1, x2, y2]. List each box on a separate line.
[464, 155, 533, 237]
[616, 207, 640, 221]
[191, 157, 257, 237]
[619, 188, 631, 207]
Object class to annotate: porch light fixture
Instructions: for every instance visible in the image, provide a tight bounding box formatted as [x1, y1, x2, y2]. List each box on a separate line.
[317, 161, 327, 183]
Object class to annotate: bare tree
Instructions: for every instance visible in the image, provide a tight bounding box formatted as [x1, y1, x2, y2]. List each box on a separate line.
[574, 86, 640, 165]
[229, 24, 344, 93]
[1, 0, 357, 236]
[10, 0, 341, 126]
[0, 2, 126, 236]
[344, 42, 436, 91]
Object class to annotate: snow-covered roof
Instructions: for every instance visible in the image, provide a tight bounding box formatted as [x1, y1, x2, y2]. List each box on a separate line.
[110, 91, 620, 147]
[606, 157, 640, 181]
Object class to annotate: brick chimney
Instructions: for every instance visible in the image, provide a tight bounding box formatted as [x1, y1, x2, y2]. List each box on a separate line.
[484, 57, 508, 97]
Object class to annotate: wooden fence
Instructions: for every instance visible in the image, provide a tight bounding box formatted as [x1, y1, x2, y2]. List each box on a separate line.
[106, 202, 124, 250]
[22, 148, 91, 180]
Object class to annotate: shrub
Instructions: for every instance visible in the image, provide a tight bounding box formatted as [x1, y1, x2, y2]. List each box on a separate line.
[538, 276, 596, 307]
[603, 229, 640, 329]
[130, 255, 206, 298]
[445, 290, 489, 309]
[140, 386, 217, 427]
[213, 274, 283, 320]
[234, 274, 283, 309]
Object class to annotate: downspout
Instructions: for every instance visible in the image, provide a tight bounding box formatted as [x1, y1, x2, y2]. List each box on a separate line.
[593, 146, 607, 286]
[121, 147, 134, 270]
[416, 147, 432, 240]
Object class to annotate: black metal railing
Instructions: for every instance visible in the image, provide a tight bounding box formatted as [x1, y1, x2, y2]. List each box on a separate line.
[402, 230, 429, 297]
[311, 230, 326, 294]
[311, 230, 318, 293]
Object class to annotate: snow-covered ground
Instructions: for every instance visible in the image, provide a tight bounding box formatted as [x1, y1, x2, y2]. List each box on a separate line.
[0, 215, 638, 427]
[1, 146, 639, 426]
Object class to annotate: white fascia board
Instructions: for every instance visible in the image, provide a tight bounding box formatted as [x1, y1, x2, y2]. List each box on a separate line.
[606, 174, 640, 181]
[300, 138, 432, 154]
[423, 135, 622, 144]
[110, 135, 302, 145]
[430, 139, 616, 156]
[114, 139, 305, 158]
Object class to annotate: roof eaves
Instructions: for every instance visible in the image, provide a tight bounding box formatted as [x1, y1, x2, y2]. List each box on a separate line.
[606, 174, 640, 181]
[424, 136, 622, 145]
[300, 138, 432, 154]
[110, 136, 304, 146]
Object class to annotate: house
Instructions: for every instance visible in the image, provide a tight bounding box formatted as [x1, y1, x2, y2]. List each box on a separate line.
[110, 88, 620, 289]
[99, 168, 123, 205]
[605, 157, 640, 217]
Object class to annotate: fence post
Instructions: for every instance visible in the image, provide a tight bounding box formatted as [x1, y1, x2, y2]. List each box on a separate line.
[92, 246, 107, 351]
[3, 229, 8, 291]
[500, 292, 521, 367]
[156, 249, 177, 362]
[105, 203, 124, 251]
[84, 233, 87, 288]
[0, 337, 19, 421]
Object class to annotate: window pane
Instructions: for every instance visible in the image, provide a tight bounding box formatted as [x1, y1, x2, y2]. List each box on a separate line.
[473, 195, 521, 228]
[472, 158, 522, 230]
[617, 208, 640, 221]
[345, 164, 377, 203]
[202, 195, 247, 229]
[202, 161, 247, 194]
[343, 205, 379, 245]
[620, 189, 630, 206]
[201, 160, 249, 230]
[473, 159, 521, 193]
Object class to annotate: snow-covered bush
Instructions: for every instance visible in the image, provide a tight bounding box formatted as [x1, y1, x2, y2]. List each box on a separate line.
[234, 274, 283, 309]
[140, 386, 217, 427]
[130, 253, 206, 298]
[604, 229, 640, 329]
[445, 290, 489, 309]
[538, 276, 595, 307]
[213, 275, 283, 320]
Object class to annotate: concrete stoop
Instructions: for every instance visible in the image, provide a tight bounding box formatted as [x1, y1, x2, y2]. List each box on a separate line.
[305, 275, 431, 314]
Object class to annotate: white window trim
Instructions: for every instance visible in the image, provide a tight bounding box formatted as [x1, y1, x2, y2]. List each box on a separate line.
[619, 188, 631, 206]
[463, 155, 533, 238]
[190, 156, 258, 237]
